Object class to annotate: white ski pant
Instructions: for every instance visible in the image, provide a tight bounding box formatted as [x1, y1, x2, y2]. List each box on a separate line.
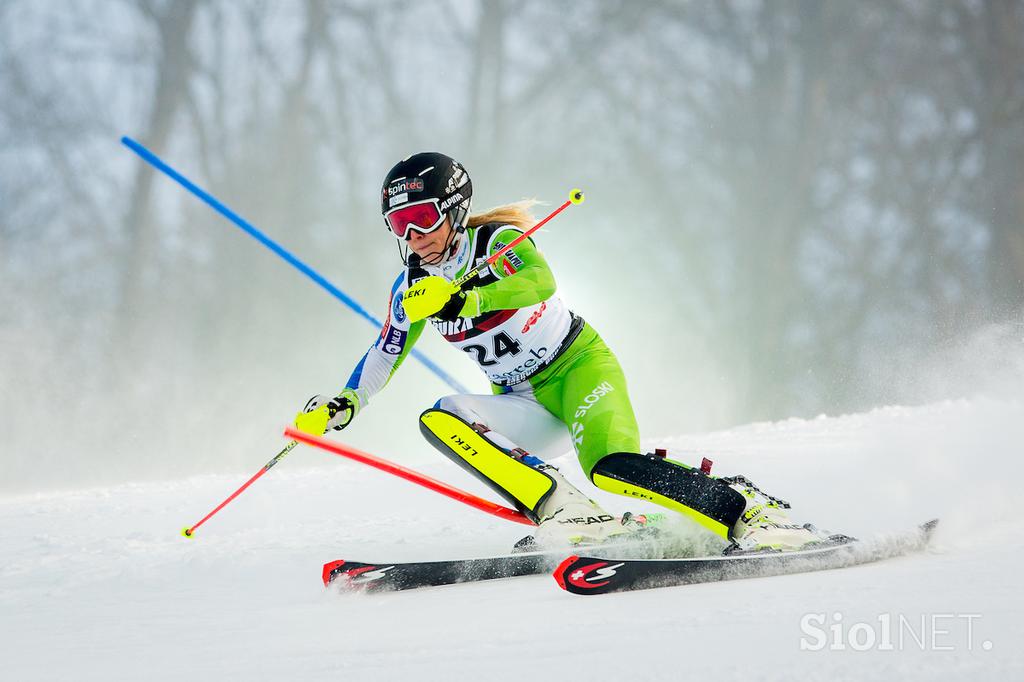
[434, 392, 572, 463]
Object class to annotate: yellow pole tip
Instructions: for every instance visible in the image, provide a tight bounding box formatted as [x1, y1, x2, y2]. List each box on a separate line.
[181, 527, 194, 538]
[569, 189, 585, 204]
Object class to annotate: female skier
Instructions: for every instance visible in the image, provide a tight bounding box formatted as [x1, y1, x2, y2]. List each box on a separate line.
[296, 152, 820, 551]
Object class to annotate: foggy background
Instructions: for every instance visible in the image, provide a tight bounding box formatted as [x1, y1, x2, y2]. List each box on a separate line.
[2, 0, 1022, 493]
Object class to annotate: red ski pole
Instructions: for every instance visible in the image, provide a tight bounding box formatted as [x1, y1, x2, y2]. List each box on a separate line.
[452, 188, 584, 289]
[181, 440, 298, 537]
[284, 427, 533, 525]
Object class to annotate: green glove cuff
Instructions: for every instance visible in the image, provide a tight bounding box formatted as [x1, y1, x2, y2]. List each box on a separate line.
[338, 388, 363, 416]
[459, 290, 482, 318]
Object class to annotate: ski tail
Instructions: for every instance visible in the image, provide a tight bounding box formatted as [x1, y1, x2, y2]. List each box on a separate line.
[554, 556, 635, 595]
[552, 555, 579, 592]
[323, 560, 347, 587]
[323, 560, 400, 590]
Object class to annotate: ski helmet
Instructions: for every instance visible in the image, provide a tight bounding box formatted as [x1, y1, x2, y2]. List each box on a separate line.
[380, 152, 473, 241]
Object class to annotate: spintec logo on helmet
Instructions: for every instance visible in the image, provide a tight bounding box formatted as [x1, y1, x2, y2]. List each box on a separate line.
[385, 178, 424, 199]
[384, 177, 424, 209]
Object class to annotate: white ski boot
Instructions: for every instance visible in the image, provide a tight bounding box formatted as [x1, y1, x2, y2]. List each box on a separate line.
[725, 475, 828, 552]
[529, 466, 632, 549]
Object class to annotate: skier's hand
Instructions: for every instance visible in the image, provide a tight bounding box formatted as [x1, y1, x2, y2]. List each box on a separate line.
[403, 275, 482, 322]
[402, 276, 458, 322]
[294, 389, 361, 436]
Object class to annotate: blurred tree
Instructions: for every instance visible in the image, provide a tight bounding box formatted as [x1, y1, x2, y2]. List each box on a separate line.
[957, 0, 1024, 316]
[118, 0, 202, 346]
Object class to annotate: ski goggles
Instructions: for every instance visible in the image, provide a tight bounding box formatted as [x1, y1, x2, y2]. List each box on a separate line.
[384, 199, 446, 239]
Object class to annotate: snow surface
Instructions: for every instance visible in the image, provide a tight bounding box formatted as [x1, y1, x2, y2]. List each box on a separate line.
[2, 399, 1022, 681]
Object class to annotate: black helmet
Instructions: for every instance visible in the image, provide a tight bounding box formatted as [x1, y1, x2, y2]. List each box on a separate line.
[380, 152, 473, 240]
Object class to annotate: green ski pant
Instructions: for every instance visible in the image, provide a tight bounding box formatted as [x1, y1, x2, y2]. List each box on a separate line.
[495, 322, 641, 476]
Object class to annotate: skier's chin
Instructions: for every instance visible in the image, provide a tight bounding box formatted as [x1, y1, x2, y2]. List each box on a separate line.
[414, 245, 447, 265]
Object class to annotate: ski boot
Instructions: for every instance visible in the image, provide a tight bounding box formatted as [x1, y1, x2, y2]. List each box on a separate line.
[723, 475, 829, 553]
[519, 465, 633, 550]
[514, 509, 668, 553]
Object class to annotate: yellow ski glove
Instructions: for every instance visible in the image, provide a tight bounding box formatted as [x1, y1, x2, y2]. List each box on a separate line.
[294, 389, 361, 436]
[401, 276, 459, 322]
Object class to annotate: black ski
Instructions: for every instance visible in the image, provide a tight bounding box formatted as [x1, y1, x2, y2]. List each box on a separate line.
[323, 548, 569, 592]
[554, 519, 939, 596]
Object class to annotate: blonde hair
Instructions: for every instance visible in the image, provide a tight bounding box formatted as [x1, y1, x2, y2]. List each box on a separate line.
[466, 200, 540, 231]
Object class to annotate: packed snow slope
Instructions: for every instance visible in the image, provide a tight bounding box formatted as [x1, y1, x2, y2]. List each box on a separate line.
[2, 399, 1022, 681]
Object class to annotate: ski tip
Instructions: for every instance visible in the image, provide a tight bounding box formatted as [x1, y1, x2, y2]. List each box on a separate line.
[553, 555, 580, 592]
[181, 526, 194, 538]
[322, 560, 346, 587]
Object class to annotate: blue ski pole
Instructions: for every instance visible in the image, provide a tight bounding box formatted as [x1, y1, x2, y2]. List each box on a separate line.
[121, 136, 468, 394]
